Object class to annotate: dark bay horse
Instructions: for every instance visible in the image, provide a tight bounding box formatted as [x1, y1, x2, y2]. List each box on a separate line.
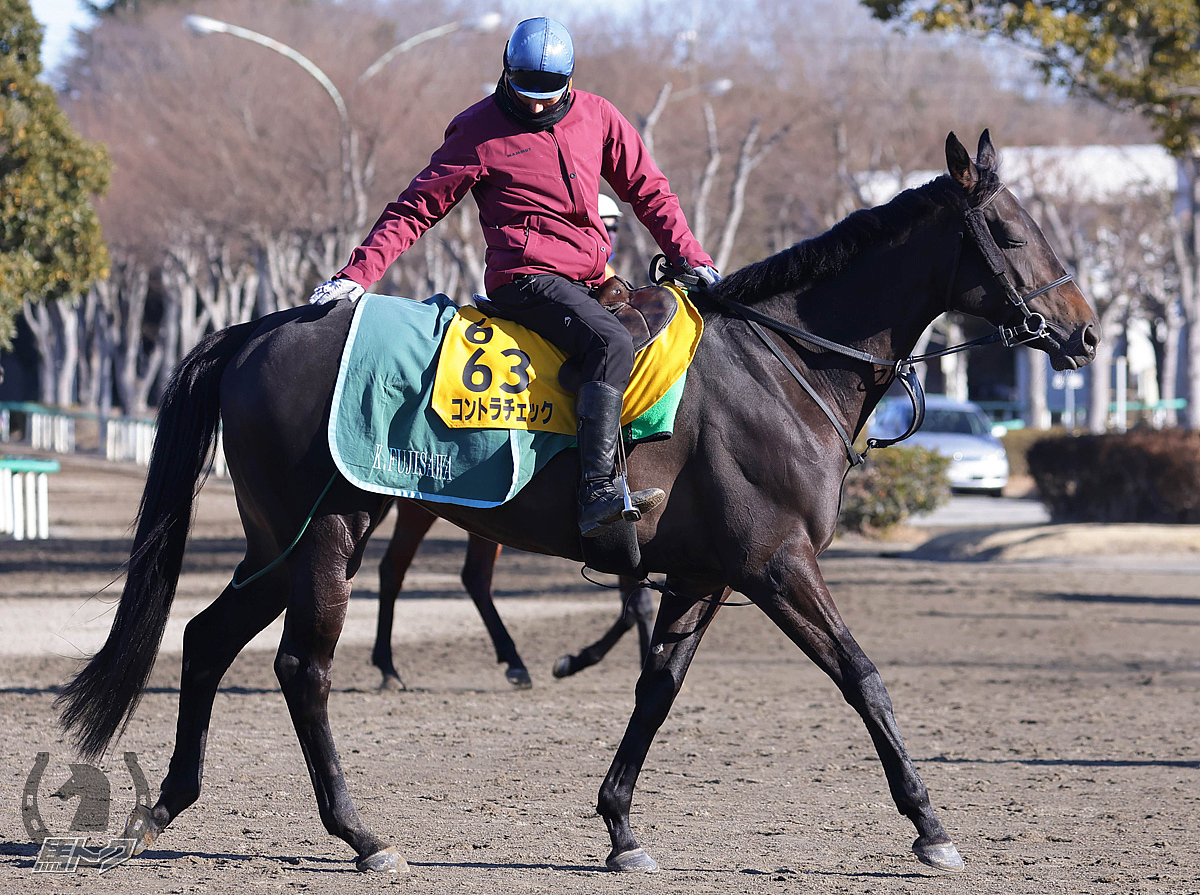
[58, 132, 1098, 874]
[372, 501, 653, 690]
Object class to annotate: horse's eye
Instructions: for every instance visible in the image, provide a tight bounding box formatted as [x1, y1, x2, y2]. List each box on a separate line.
[989, 221, 1027, 249]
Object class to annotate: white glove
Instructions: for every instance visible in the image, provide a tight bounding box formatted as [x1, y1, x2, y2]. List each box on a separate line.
[693, 265, 721, 286]
[308, 278, 365, 305]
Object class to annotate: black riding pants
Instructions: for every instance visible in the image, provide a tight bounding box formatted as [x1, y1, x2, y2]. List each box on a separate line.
[488, 274, 634, 392]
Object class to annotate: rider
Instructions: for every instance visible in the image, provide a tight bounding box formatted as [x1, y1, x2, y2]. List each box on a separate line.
[309, 17, 718, 538]
[597, 193, 622, 277]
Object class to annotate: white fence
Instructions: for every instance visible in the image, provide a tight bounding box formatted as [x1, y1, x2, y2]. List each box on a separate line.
[0, 403, 229, 479]
[105, 418, 155, 465]
[30, 412, 75, 453]
[105, 419, 228, 478]
[0, 461, 57, 540]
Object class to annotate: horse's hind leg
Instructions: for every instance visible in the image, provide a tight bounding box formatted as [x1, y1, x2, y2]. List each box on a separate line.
[553, 577, 654, 677]
[628, 580, 654, 662]
[279, 510, 403, 872]
[460, 534, 531, 688]
[373, 501, 436, 689]
[597, 581, 724, 871]
[123, 568, 288, 854]
[738, 539, 963, 872]
[375, 502, 528, 689]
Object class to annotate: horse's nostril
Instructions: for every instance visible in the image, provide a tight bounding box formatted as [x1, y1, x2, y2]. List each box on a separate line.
[1082, 323, 1100, 351]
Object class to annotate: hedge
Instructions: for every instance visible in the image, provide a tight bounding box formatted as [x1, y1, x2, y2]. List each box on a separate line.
[839, 445, 951, 534]
[1000, 425, 1067, 479]
[1027, 429, 1200, 523]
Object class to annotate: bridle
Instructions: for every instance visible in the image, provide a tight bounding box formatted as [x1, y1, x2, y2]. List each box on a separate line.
[654, 181, 1076, 467]
[958, 184, 1074, 351]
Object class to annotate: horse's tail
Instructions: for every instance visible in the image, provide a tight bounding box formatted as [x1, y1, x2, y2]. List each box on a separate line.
[58, 320, 259, 760]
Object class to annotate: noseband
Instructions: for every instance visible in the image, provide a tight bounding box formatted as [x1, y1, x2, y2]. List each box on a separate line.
[668, 181, 1076, 466]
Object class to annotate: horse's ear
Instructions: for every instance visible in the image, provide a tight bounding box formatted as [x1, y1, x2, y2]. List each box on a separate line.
[976, 129, 997, 170]
[946, 132, 976, 188]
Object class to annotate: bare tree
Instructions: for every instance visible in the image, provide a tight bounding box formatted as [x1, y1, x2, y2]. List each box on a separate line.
[92, 251, 162, 414]
[713, 118, 788, 272]
[1036, 198, 1106, 430]
[1139, 263, 1184, 426]
[32, 0, 1156, 422]
[22, 300, 72, 405]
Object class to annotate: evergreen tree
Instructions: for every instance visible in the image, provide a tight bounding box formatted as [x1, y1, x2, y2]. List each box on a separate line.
[863, 0, 1200, 152]
[83, 0, 187, 17]
[0, 0, 109, 346]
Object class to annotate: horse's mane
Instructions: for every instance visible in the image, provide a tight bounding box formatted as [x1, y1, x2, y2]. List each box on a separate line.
[711, 166, 1000, 306]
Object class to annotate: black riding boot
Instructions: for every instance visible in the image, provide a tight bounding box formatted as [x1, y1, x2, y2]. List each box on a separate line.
[576, 381, 665, 538]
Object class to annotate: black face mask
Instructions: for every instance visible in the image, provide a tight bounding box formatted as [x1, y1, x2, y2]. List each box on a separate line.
[493, 76, 573, 132]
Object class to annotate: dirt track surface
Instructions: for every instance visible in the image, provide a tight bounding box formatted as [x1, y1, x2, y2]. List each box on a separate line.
[912, 523, 1200, 562]
[0, 459, 1197, 894]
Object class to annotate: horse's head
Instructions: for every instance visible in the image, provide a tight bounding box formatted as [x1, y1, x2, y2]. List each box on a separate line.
[945, 131, 1100, 371]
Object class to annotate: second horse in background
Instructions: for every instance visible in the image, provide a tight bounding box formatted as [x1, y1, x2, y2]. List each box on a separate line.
[371, 500, 654, 690]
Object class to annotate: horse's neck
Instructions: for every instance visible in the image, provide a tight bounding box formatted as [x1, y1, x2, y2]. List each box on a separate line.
[747, 221, 952, 432]
[762, 222, 950, 357]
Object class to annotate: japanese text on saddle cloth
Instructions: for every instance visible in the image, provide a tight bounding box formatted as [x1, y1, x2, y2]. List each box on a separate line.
[432, 289, 703, 436]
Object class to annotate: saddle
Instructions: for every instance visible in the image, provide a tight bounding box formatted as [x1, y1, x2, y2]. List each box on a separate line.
[560, 277, 678, 392]
[473, 277, 678, 393]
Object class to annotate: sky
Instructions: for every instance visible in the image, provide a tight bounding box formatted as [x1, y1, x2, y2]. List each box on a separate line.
[26, 0, 650, 79]
[29, 0, 93, 74]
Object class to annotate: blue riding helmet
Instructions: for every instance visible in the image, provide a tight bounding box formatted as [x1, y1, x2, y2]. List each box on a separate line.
[504, 17, 574, 100]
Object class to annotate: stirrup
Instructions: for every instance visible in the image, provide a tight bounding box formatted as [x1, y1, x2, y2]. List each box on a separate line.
[578, 479, 663, 538]
[609, 417, 663, 523]
[579, 481, 626, 537]
[618, 470, 641, 522]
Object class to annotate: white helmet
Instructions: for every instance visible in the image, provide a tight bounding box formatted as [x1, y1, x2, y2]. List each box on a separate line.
[597, 194, 622, 221]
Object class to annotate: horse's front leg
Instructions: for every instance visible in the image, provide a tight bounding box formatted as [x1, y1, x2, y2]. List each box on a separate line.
[736, 537, 963, 872]
[597, 581, 724, 872]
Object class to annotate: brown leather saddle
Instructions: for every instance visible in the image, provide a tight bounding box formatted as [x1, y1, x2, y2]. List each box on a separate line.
[472, 277, 679, 394]
[558, 277, 678, 392]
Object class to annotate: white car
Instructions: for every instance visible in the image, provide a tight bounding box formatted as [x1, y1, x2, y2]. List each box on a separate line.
[871, 396, 1009, 496]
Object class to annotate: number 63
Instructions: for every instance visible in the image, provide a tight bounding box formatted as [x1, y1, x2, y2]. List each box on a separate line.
[462, 347, 532, 394]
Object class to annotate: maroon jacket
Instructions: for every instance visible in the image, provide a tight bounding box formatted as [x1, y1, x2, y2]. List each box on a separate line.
[338, 90, 713, 294]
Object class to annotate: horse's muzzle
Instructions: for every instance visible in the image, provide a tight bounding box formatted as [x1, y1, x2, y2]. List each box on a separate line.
[1045, 320, 1099, 371]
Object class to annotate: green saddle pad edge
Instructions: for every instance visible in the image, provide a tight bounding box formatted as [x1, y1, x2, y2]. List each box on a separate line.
[328, 293, 688, 508]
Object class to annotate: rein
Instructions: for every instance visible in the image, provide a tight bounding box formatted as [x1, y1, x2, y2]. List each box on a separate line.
[654, 181, 1076, 467]
[581, 566, 754, 607]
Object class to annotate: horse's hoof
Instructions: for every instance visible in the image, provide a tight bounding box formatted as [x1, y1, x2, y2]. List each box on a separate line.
[552, 656, 574, 678]
[122, 804, 158, 856]
[506, 667, 533, 689]
[606, 847, 658, 872]
[913, 837, 964, 872]
[355, 847, 408, 873]
[378, 673, 407, 692]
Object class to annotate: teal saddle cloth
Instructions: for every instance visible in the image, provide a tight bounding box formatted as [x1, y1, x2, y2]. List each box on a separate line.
[328, 293, 685, 507]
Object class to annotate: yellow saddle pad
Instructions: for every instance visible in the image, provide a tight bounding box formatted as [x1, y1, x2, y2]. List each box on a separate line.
[432, 286, 703, 436]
